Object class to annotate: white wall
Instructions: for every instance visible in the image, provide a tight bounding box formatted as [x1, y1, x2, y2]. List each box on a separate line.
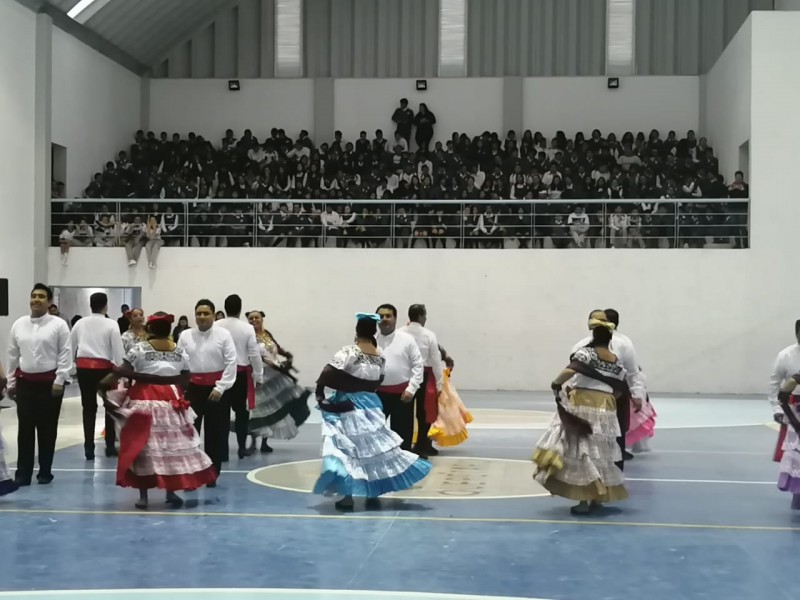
[149, 79, 315, 142]
[701, 20, 752, 180]
[51, 28, 141, 197]
[148, 77, 702, 149]
[750, 12, 800, 251]
[0, 2, 37, 361]
[775, 0, 800, 9]
[523, 77, 700, 140]
[52, 287, 138, 323]
[334, 78, 505, 144]
[48, 246, 769, 395]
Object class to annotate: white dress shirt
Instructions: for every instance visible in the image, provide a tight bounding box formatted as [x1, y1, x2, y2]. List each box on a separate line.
[571, 331, 646, 401]
[70, 313, 125, 365]
[769, 343, 800, 417]
[216, 317, 264, 384]
[399, 322, 444, 391]
[376, 329, 424, 395]
[7, 314, 73, 387]
[178, 326, 238, 395]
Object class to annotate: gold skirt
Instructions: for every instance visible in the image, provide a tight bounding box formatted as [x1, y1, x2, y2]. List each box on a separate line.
[532, 388, 628, 503]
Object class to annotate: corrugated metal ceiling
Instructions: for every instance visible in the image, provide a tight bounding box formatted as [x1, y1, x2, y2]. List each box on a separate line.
[45, 0, 238, 68]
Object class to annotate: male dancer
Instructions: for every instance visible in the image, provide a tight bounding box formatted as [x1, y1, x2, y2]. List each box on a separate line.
[70, 292, 125, 459]
[216, 294, 263, 460]
[178, 299, 238, 482]
[399, 304, 445, 459]
[571, 308, 645, 470]
[6, 283, 73, 485]
[376, 303, 424, 450]
[768, 319, 800, 462]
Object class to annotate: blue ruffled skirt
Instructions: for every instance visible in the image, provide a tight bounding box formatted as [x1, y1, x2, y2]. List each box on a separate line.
[313, 391, 431, 497]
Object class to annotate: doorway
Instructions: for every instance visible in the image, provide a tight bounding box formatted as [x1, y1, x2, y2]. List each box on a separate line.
[52, 286, 141, 326]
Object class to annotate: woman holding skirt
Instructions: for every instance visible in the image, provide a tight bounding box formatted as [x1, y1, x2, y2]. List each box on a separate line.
[428, 347, 473, 448]
[776, 374, 800, 510]
[533, 323, 629, 515]
[313, 313, 431, 510]
[100, 312, 217, 509]
[245, 310, 311, 452]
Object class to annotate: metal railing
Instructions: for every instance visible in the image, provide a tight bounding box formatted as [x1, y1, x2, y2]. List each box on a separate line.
[50, 198, 750, 250]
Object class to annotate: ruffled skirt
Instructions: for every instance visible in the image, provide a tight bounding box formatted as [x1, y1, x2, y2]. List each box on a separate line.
[777, 409, 800, 509]
[0, 423, 18, 497]
[246, 366, 311, 440]
[532, 388, 628, 503]
[428, 371, 473, 447]
[314, 391, 431, 497]
[626, 397, 656, 446]
[108, 384, 217, 491]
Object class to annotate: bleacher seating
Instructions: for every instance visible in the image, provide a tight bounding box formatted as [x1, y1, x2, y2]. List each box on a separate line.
[51, 125, 750, 250]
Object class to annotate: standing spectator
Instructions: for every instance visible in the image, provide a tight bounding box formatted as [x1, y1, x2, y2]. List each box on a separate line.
[171, 315, 189, 343]
[414, 104, 436, 152]
[118, 304, 130, 334]
[627, 209, 645, 248]
[320, 205, 343, 247]
[392, 98, 414, 143]
[608, 205, 628, 249]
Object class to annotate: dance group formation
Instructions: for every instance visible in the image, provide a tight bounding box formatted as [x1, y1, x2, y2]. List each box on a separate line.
[0, 286, 798, 513]
[0, 285, 472, 510]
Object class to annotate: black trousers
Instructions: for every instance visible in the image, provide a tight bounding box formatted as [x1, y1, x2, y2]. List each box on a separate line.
[223, 371, 249, 452]
[412, 372, 433, 450]
[187, 383, 229, 475]
[615, 397, 631, 472]
[16, 379, 63, 481]
[377, 390, 414, 451]
[77, 367, 115, 453]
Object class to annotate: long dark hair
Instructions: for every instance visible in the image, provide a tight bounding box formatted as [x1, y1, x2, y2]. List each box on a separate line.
[589, 325, 613, 348]
[356, 318, 378, 347]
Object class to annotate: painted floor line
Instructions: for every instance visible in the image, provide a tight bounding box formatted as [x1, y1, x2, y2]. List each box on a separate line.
[0, 589, 550, 600]
[0, 507, 797, 532]
[48, 467, 778, 486]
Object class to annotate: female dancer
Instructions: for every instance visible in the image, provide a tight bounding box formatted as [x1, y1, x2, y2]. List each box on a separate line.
[99, 312, 217, 509]
[245, 310, 311, 452]
[776, 374, 800, 510]
[121, 308, 147, 353]
[0, 363, 19, 497]
[627, 368, 656, 452]
[314, 313, 431, 510]
[532, 323, 628, 515]
[428, 347, 473, 448]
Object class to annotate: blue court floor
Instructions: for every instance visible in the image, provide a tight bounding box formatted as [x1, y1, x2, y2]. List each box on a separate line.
[0, 390, 797, 600]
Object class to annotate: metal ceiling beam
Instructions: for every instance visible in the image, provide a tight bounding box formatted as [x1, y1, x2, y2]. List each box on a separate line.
[14, 0, 148, 75]
[144, 0, 242, 71]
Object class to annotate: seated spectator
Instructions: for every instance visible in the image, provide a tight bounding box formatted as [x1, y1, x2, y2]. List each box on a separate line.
[93, 215, 117, 247]
[144, 216, 164, 268]
[568, 205, 590, 248]
[123, 215, 146, 266]
[72, 218, 94, 247]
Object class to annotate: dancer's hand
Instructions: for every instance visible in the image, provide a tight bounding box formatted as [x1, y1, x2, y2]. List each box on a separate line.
[52, 384, 64, 398]
[774, 412, 787, 425]
[209, 389, 222, 402]
[632, 397, 643, 411]
[401, 391, 414, 403]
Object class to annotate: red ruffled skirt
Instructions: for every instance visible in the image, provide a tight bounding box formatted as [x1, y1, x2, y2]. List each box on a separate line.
[109, 383, 217, 491]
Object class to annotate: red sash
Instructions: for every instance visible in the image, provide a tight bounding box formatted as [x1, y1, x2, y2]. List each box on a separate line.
[15, 369, 56, 383]
[238, 365, 255, 410]
[378, 382, 408, 394]
[190, 371, 224, 387]
[76, 357, 113, 370]
[424, 367, 438, 424]
[774, 394, 799, 462]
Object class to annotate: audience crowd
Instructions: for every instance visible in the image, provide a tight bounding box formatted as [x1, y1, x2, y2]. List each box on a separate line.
[51, 99, 750, 257]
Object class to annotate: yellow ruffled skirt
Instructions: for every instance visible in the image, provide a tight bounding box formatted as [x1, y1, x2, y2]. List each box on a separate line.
[532, 389, 627, 503]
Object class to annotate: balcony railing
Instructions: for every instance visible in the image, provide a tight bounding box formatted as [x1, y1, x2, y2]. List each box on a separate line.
[50, 198, 750, 250]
